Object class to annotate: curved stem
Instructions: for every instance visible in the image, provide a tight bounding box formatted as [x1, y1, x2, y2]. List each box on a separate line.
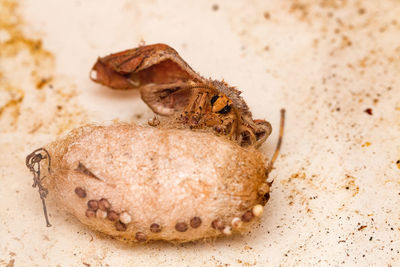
[26, 148, 52, 227]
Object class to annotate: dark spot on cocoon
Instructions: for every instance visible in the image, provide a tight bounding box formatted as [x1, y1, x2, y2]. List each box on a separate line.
[115, 221, 127, 231]
[150, 223, 162, 233]
[107, 210, 119, 221]
[98, 198, 111, 211]
[241, 211, 254, 222]
[74, 187, 86, 198]
[175, 222, 188, 232]
[87, 200, 99, 211]
[211, 219, 224, 230]
[135, 232, 147, 242]
[85, 209, 95, 218]
[190, 217, 202, 228]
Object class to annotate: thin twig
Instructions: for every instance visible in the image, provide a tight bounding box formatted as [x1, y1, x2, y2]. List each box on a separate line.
[26, 148, 52, 227]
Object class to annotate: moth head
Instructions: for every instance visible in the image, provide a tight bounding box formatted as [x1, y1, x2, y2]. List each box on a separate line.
[210, 93, 232, 114]
[211, 81, 272, 147]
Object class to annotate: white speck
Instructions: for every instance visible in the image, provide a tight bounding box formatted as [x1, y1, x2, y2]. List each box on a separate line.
[231, 217, 242, 228]
[120, 211, 132, 224]
[96, 209, 107, 219]
[90, 70, 97, 80]
[252, 204, 264, 217]
[223, 226, 232, 235]
[127, 78, 140, 87]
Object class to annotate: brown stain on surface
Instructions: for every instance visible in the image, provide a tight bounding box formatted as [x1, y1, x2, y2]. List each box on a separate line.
[343, 174, 359, 197]
[5, 259, 15, 267]
[0, 0, 86, 135]
[0, 86, 24, 129]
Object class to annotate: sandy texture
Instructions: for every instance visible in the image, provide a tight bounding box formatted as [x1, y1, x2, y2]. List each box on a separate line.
[0, 0, 399, 266]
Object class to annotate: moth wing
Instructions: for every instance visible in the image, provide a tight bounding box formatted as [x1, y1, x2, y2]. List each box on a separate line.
[91, 43, 205, 115]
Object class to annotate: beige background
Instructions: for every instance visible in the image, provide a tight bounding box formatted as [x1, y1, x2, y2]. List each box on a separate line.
[1, 0, 400, 266]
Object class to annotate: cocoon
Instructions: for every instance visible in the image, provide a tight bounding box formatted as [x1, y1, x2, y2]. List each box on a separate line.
[27, 124, 271, 243]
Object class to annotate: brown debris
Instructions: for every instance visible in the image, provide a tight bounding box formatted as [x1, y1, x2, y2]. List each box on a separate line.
[358, 225, 367, 231]
[364, 108, 373, 115]
[35, 77, 53, 89]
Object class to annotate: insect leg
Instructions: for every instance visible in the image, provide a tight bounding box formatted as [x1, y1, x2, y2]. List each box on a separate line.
[192, 92, 208, 121]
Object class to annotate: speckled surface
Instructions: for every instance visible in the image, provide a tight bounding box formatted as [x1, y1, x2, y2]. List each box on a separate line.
[0, 0, 399, 266]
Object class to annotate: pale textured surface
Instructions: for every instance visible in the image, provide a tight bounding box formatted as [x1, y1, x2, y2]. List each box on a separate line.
[0, 0, 400, 266]
[46, 124, 265, 242]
